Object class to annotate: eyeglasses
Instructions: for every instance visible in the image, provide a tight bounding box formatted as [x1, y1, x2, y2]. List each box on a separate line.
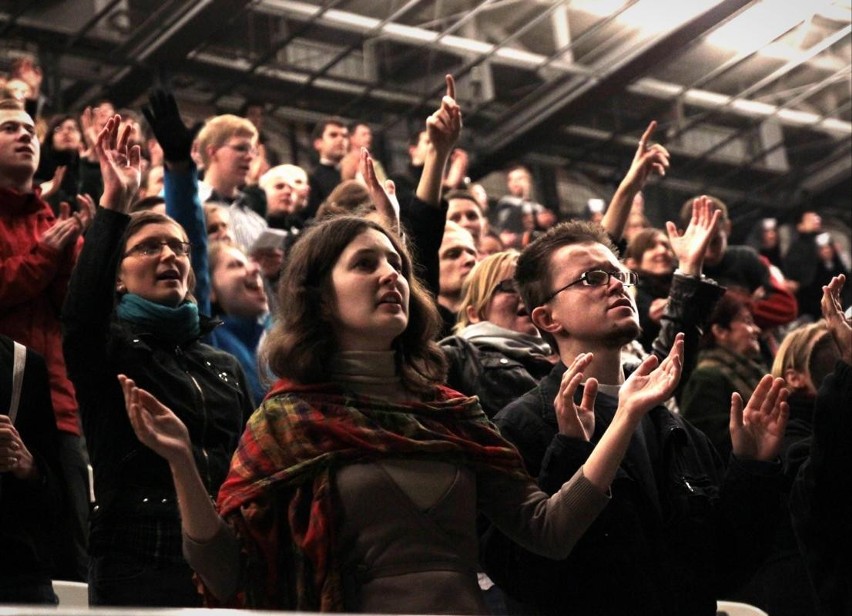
[223, 143, 258, 156]
[492, 278, 518, 296]
[543, 269, 638, 304]
[123, 238, 192, 258]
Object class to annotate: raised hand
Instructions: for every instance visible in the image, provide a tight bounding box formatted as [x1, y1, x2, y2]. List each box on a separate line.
[79, 107, 99, 159]
[619, 333, 684, 418]
[730, 374, 789, 461]
[95, 114, 142, 212]
[73, 193, 96, 233]
[555, 353, 598, 441]
[665, 195, 721, 276]
[821, 274, 851, 364]
[141, 88, 197, 165]
[426, 74, 462, 156]
[621, 121, 670, 194]
[119, 374, 192, 465]
[360, 148, 400, 231]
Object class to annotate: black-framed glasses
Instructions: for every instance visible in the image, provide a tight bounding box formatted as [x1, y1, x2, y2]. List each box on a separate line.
[543, 269, 638, 304]
[123, 238, 192, 258]
[492, 278, 518, 296]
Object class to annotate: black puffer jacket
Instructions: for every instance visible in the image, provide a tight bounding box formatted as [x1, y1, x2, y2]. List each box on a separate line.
[62, 208, 254, 560]
[441, 324, 555, 419]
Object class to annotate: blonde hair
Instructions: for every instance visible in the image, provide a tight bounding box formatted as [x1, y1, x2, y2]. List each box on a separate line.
[771, 321, 834, 392]
[455, 250, 520, 333]
[195, 114, 257, 166]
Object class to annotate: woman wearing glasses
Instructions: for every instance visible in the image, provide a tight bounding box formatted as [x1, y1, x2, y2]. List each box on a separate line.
[62, 116, 254, 607]
[441, 250, 558, 418]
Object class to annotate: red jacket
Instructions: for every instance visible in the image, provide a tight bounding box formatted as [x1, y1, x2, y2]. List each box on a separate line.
[0, 187, 81, 435]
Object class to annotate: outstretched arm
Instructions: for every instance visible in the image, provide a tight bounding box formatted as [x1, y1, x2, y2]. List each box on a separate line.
[602, 121, 670, 241]
[822, 274, 851, 365]
[119, 375, 222, 542]
[416, 74, 462, 208]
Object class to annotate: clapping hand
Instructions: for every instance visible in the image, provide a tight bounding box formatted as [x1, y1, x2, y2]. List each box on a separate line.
[94, 115, 142, 212]
[555, 353, 598, 441]
[619, 333, 684, 419]
[821, 274, 851, 364]
[119, 375, 191, 465]
[730, 374, 789, 461]
[359, 148, 400, 232]
[666, 195, 721, 277]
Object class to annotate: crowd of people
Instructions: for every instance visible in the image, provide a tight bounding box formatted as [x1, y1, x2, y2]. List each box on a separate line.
[2, 53, 851, 616]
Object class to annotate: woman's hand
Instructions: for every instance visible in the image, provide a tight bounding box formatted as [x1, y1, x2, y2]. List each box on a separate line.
[821, 274, 851, 364]
[730, 374, 789, 461]
[618, 333, 684, 419]
[621, 121, 670, 194]
[39, 165, 66, 200]
[119, 374, 192, 465]
[95, 115, 142, 213]
[359, 148, 400, 231]
[555, 353, 597, 441]
[666, 195, 721, 277]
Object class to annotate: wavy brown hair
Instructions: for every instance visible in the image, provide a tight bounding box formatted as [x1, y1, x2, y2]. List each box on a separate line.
[262, 215, 446, 396]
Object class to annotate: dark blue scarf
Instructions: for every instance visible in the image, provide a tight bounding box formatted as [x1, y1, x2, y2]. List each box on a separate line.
[116, 293, 201, 345]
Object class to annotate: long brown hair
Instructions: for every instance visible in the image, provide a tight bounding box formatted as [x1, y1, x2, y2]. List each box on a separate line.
[262, 215, 446, 395]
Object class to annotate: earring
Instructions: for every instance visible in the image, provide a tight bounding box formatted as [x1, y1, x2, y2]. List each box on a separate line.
[116, 283, 126, 294]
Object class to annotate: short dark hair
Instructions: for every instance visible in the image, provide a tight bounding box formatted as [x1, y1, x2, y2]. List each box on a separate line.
[311, 116, 347, 142]
[262, 215, 447, 395]
[515, 221, 617, 348]
[445, 189, 482, 211]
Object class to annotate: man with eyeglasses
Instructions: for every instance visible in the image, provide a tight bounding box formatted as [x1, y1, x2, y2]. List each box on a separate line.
[195, 114, 268, 253]
[482, 216, 788, 616]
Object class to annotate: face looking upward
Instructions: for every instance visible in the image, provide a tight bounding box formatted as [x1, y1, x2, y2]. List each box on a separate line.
[533, 242, 640, 350]
[117, 222, 191, 307]
[477, 269, 537, 336]
[211, 246, 268, 318]
[330, 228, 410, 352]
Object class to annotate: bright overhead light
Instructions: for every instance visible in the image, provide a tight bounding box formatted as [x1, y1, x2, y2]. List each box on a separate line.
[706, 0, 842, 58]
[572, 0, 723, 34]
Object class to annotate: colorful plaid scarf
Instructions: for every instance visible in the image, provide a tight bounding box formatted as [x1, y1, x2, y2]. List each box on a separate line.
[209, 378, 527, 611]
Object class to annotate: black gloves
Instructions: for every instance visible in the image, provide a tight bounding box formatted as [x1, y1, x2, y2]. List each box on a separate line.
[141, 88, 199, 165]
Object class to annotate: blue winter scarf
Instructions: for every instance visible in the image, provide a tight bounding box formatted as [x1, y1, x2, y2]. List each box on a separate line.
[116, 293, 201, 344]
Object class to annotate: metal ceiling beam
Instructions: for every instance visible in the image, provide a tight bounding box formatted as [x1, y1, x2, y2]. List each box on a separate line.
[254, 0, 851, 137]
[469, 0, 756, 175]
[71, 0, 254, 109]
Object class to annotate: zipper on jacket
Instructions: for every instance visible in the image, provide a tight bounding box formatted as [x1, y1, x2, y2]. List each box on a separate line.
[175, 345, 213, 491]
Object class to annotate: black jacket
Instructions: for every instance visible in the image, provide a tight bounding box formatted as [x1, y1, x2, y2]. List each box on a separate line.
[479, 274, 784, 616]
[0, 337, 64, 588]
[485, 364, 783, 616]
[62, 208, 254, 559]
[441, 333, 553, 419]
[789, 360, 852, 616]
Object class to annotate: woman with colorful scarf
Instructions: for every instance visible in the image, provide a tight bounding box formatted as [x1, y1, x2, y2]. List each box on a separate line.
[118, 203, 690, 613]
[62, 115, 254, 606]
